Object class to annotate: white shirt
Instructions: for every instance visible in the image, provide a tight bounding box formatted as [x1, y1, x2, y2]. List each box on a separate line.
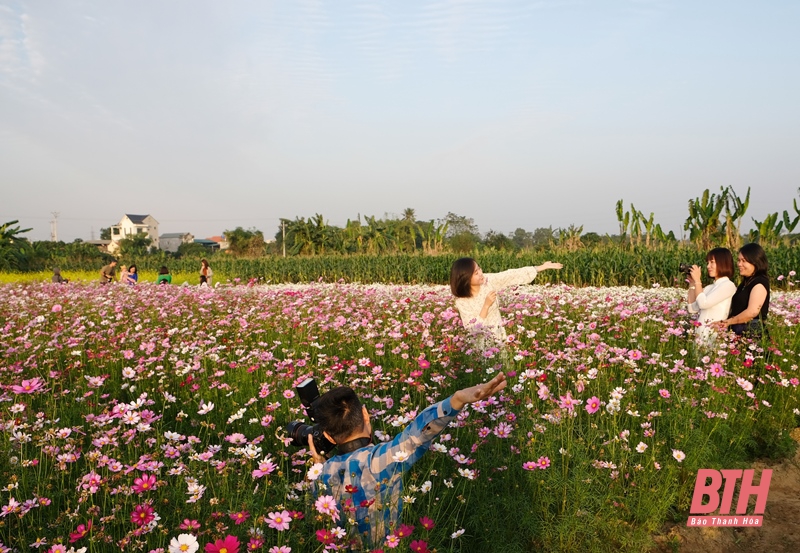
[688, 276, 736, 346]
[454, 266, 539, 343]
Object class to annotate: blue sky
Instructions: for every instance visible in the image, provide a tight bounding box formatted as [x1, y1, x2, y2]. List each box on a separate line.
[1, 0, 798, 242]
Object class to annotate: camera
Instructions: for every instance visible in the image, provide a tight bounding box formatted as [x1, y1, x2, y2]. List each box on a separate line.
[286, 378, 336, 456]
[679, 263, 693, 275]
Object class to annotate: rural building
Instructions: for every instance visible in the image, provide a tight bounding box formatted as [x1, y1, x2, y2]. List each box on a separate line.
[159, 232, 195, 253]
[206, 235, 230, 250]
[193, 238, 221, 252]
[109, 214, 160, 253]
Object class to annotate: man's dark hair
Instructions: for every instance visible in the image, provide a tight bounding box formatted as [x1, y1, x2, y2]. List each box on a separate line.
[315, 386, 365, 444]
[739, 243, 768, 276]
[450, 257, 477, 298]
[707, 247, 734, 279]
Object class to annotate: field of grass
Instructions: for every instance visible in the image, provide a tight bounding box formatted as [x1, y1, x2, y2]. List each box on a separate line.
[0, 280, 798, 552]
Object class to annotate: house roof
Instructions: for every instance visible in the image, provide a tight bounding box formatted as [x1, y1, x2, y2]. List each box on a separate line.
[126, 214, 152, 224]
[207, 236, 225, 242]
[160, 232, 191, 238]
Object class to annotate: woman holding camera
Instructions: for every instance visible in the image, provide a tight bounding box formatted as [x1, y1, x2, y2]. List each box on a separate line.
[686, 248, 737, 347]
[715, 243, 770, 340]
[450, 257, 562, 344]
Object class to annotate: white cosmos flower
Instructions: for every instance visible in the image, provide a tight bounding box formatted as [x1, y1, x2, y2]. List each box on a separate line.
[306, 463, 323, 481]
[169, 533, 199, 553]
[197, 401, 214, 415]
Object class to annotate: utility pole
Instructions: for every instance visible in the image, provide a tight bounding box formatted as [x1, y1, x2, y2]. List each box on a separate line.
[282, 220, 286, 258]
[50, 212, 60, 242]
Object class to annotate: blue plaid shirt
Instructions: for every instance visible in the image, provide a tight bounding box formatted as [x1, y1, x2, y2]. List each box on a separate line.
[317, 396, 460, 544]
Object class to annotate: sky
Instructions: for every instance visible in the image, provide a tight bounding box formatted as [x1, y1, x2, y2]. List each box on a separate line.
[1, 0, 799, 243]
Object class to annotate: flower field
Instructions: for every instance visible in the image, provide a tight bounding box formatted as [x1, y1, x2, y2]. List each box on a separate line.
[1, 281, 799, 553]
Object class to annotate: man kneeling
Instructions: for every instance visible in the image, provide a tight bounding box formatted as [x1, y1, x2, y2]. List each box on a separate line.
[308, 372, 506, 546]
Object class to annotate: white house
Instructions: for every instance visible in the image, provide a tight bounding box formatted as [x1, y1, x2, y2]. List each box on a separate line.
[109, 214, 159, 253]
[159, 232, 195, 253]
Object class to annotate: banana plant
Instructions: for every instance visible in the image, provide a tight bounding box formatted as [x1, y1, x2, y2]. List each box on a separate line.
[750, 213, 783, 247]
[722, 186, 750, 249]
[685, 188, 728, 250]
[782, 190, 800, 235]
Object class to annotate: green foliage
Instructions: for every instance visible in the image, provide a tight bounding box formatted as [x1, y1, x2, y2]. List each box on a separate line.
[0, 220, 33, 271]
[224, 226, 266, 257]
[118, 233, 153, 257]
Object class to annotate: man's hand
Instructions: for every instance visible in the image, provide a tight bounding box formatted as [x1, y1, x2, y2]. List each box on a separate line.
[451, 372, 507, 411]
[308, 434, 327, 465]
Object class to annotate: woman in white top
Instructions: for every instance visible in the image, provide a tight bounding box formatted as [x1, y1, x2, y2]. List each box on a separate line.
[450, 257, 562, 345]
[687, 247, 737, 347]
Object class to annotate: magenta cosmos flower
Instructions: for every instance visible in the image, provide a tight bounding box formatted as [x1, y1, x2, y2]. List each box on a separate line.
[204, 535, 240, 553]
[585, 396, 601, 414]
[131, 504, 155, 526]
[132, 474, 157, 494]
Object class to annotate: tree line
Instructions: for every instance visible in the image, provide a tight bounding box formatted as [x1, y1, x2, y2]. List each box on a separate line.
[2, 187, 798, 271]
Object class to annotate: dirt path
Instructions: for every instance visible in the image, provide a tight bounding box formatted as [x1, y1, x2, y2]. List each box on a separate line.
[652, 428, 800, 553]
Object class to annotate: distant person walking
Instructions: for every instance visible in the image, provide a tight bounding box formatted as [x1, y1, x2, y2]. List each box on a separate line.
[100, 260, 117, 284]
[51, 267, 68, 284]
[200, 259, 213, 286]
[156, 266, 172, 284]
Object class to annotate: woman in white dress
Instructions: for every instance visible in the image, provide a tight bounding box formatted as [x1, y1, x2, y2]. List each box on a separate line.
[450, 257, 562, 346]
[686, 247, 737, 347]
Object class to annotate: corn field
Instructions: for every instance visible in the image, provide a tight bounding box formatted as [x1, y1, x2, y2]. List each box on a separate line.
[8, 245, 799, 288]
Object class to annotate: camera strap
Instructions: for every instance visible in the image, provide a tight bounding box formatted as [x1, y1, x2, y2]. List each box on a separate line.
[337, 436, 373, 454]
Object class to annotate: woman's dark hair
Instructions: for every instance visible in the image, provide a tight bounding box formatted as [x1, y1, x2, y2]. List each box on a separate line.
[315, 386, 365, 444]
[128, 264, 137, 273]
[201, 259, 209, 268]
[739, 243, 768, 276]
[450, 257, 477, 298]
[706, 248, 734, 279]
[159, 266, 169, 275]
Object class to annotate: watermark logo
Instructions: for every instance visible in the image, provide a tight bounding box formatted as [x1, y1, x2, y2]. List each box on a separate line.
[687, 469, 771, 527]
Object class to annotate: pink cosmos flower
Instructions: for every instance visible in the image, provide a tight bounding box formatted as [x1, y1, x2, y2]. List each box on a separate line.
[522, 461, 537, 471]
[268, 546, 291, 553]
[585, 396, 601, 414]
[266, 510, 291, 531]
[131, 504, 155, 526]
[132, 474, 157, 494]
[558, 392, 578, 412]
[229, 510, 250, 525]
[11, 378, 45, 394]
[659, 389, 671, 399]
[246, 538, 264, 551]
[179, 519, 200, 531]
[314, 495, 340, 521]
[537, 456, 551, 470]
[385, 534, 400, 548]
[204, 535, 240, 553]
[251, 459, 277, 479]
[51, 304, 62, 312]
